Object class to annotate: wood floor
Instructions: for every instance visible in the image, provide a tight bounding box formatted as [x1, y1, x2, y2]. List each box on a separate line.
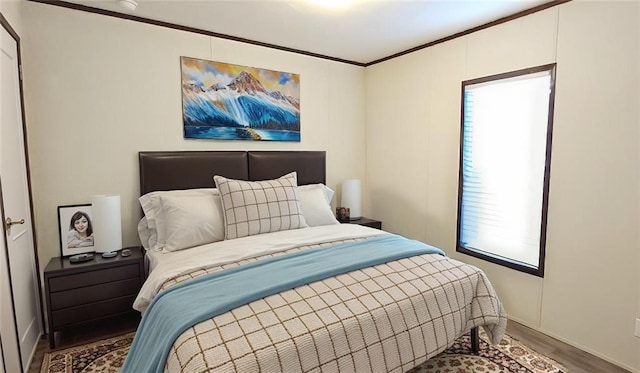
[28, 317, 630, 372]
[506, 321, 630, 373]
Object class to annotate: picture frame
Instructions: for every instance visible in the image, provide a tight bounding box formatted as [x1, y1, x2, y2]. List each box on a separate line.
[57, 204, 94, 257]
[180, 56, 301, 142]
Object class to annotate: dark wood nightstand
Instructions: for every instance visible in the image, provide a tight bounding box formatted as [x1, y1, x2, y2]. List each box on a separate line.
[43, 247, 144, 348]
[344, 217, 382, 229]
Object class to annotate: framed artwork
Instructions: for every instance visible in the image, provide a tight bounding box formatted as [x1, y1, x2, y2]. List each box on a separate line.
[57, 204, 94, 257]
[180, 56, 300, 141]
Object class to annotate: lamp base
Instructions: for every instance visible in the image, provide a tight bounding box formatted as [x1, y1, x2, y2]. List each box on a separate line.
[100, 251, 118, 258]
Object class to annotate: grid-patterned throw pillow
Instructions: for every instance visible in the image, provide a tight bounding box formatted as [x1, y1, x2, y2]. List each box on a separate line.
[214, 172, 308, 239]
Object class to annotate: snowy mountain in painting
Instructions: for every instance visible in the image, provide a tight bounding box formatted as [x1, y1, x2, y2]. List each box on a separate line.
[182, 71, 300, 130]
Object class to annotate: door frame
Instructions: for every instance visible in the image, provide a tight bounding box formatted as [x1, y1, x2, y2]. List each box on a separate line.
[0, 11, 45, 352]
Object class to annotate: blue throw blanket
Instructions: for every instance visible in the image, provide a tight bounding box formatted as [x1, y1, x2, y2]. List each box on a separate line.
[121, 234, 445, 373]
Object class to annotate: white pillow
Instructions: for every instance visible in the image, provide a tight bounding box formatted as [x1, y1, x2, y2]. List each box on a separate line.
[298, 184, 340, 227]
[298, 183, 334, 204]
[137, 217, 153, 250]
[160, 194, 225, 252]
[214, 172, 308, 240]
[139, 188, 218, 251]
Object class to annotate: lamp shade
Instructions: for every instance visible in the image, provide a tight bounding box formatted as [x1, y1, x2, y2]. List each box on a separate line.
[341, 179, 361, 220]
[91, 194, 122, 254]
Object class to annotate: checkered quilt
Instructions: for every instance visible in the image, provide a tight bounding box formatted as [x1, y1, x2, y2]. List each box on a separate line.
[152, 237, 507, 372]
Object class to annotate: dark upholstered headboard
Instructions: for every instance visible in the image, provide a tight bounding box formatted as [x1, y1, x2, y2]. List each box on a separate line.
[139, 151, 326, 195]
[248, 151, 326, 187]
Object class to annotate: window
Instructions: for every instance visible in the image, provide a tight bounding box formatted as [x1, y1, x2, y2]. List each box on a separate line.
[457, 64, 556, 277]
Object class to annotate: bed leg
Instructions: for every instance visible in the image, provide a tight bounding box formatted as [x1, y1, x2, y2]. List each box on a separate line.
[470, 326, 480, 354]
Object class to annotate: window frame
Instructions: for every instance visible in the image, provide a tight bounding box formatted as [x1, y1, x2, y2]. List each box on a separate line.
[456, 63, 556, 277]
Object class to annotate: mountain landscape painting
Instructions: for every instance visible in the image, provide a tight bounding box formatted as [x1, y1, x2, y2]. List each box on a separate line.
[181, 57, 300, 141]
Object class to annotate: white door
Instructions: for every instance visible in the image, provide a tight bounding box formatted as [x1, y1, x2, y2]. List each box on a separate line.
[0, 223, 18, 372]
[0, 22, 42, 371]
[1, 221, 20, 372]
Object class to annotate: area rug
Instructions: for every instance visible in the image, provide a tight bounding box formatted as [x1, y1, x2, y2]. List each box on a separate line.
[40, 330, 565, 373]
[407, 331, 565, 373]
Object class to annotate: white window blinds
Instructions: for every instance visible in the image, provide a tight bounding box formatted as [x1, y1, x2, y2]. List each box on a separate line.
[459, 69, 553, 269]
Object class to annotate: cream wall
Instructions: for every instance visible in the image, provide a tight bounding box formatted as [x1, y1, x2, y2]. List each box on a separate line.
[542, 2, 639, 369]
[0, 0, 22, 36]
[19, 2, 366, 273]
[366, 1, 640, 371]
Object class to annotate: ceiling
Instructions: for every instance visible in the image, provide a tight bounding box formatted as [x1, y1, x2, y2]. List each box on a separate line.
[58, 0, 553, 65]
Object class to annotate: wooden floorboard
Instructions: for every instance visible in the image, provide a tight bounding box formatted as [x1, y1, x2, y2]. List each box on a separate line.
[29, 317, 630, 372]
[506, 321, 630, 373]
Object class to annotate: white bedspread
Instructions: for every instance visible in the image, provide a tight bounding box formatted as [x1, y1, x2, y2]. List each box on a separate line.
[135, 224, 386, 313]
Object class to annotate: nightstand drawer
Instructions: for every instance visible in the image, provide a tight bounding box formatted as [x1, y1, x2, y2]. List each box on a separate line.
[44, 248, 144, 348]
[50, 278, 141, 310]
[49, 263, 140, 292]
[51, 294, 137, 328]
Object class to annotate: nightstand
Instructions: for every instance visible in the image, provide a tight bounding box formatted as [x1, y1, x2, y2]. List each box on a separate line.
[345, 217, 382, 229]
[43, 247, 144, 348]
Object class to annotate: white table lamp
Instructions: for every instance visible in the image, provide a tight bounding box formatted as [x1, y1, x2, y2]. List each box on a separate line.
[91, 194, 122, 258]
[341, 179, 361, 220]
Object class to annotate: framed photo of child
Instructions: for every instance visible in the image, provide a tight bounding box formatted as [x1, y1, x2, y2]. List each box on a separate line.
[57, 204, 94, 257]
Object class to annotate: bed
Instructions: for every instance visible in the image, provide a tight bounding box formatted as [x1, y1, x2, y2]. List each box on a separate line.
[124, 150, 507, 372]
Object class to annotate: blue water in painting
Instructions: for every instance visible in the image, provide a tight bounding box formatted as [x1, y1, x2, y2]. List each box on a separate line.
[184, 126, 300, 142]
